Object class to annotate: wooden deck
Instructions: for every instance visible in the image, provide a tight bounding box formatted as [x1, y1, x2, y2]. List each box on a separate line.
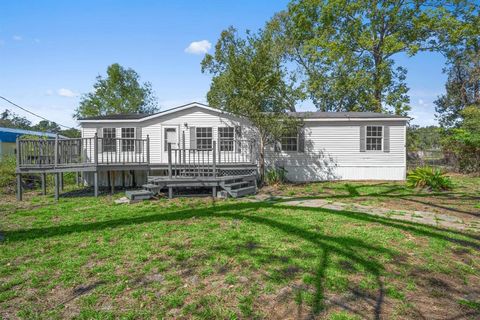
[15, 135, 258, 200]
[144, 174, 257, 199]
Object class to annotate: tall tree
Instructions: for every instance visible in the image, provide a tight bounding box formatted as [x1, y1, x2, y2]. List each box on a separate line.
[32, 120, 61, 134]
[202, 27, 303, 181]
[435, 3, 480, 127]
[0, 110, 32, 129]
[269, 0, 465, 115]
[74, 63, 158, 118]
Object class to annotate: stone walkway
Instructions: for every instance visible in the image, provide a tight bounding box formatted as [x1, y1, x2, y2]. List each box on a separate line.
[253, 195, 480, 233]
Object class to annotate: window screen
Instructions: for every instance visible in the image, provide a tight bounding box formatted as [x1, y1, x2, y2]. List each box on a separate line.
[366, 126, 383, 151]
[121, 128, 135, 152]
[102, 128, 116, 152]
[219, 127, 234, 151]
[281, 131, 298, 152]
[196, 127, 213, 150]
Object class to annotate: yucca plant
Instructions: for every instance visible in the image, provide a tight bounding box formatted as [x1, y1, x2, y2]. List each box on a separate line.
[265, 166, 288, 185]
[407, 166, 453, 191]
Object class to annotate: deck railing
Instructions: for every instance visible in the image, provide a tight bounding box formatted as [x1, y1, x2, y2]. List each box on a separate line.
[16, 134, 255, 174]
[168, 139, 257, 178]
[16, 134, 150, 169]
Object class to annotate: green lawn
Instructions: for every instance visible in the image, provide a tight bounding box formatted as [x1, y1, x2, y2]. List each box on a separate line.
[1, 191, 479, 319]
[263, 175, 480, 223]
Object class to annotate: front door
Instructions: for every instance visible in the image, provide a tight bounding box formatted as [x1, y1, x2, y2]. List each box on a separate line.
[162, 126, 179, 163]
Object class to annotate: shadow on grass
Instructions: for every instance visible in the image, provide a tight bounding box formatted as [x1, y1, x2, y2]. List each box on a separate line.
[275, 182, 480, 218]
[3, 201, 480, 318]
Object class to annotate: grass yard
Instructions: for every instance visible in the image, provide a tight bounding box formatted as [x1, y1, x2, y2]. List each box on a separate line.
[263, 174, 480, 224]
[1, 179, 480, 319]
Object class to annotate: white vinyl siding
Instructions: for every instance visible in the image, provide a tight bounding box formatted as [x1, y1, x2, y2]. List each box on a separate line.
[80, 106, 407, 181]
[266, 120, 406, 181]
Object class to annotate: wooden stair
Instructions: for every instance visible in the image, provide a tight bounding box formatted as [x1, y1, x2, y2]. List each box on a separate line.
[220, 175, 257, 198]
[138, 174, 257, 199]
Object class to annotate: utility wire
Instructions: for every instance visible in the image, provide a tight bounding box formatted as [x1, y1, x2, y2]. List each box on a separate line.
[0, 95, 74, 129]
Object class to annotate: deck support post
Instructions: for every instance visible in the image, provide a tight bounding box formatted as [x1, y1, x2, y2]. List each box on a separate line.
[212, 186, 217, 198]
[59, 172, 64, 191]
[168, 187, 173, 199]
[168, 143, 172, 179]
[122, 171, 126, 188]
[110, 171, 115, 194]
[76, 172, 80, 186]
[16, 173, 22, 201]
[94, 171, 99, 197]
[94, 133, 98, 166]
[212, 141, 217, 178]
[54, 173, 59, 201]
[41, 173, 46, 195]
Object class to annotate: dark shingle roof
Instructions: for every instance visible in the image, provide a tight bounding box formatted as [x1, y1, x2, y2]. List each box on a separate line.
[288, 111, 408, 119]
[78, 113, 149, 120]
[78, 104, 408, 121]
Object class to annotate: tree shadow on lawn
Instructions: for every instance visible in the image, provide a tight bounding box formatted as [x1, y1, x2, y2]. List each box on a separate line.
[279, 182, 480, 218]
[3, 201, 480, 319]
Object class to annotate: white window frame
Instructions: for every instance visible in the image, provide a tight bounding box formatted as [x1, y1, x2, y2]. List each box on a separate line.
[218, 127, 235, 152]
[196, 127, 213, 150]
[280, 131, 299, 152]
[102, 128, 116, 152]
[366, 125, 383, 151]
[121, 127, 135, 152]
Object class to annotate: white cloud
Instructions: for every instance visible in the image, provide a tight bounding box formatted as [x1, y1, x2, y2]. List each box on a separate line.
[57, 88, 78, 98]
[13, 35, 22, 41]
[184, 40, 211, 55]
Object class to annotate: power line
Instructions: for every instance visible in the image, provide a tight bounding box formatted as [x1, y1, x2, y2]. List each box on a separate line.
[0, 95, 74, 129]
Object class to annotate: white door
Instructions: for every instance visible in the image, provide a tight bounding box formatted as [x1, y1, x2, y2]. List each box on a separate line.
[162, 126, 179, 163]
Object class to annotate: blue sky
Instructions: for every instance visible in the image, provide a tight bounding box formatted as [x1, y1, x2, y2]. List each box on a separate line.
[0, 0, 446, 128]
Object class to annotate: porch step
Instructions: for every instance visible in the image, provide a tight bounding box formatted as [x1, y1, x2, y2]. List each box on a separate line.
[221, 181, 250, 190]
[142, 183, 164, 194]
[126, 190, 154, 200]
[228, 185, 256, 198]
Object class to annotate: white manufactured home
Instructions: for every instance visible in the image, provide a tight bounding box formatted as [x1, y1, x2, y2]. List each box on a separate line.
[15, 102, 408, 200]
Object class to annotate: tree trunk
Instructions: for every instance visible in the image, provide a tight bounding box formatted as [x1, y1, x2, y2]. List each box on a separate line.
[258, 137, 266, 186]
[373, 51, 383, 113]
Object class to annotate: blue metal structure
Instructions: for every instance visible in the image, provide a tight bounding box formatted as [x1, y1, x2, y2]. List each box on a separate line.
[0, 127, 63, 142]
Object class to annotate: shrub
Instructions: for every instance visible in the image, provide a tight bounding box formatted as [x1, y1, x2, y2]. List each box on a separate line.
[406, 166, 453, 191]
[265, 166, 288, 185]
[0, 156, 17, 193]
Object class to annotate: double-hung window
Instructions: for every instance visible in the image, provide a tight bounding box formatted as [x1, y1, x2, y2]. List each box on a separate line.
[196, 127, 212, 150]
[121, 128, 135, 152]
[102, 128, 116, 152]
[366, 126, 383, 151]
[218, 127, 234, 151]
[281, 131, 298, 152]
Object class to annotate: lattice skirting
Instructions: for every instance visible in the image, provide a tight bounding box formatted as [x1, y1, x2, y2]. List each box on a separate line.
[218, 168, 258, 177]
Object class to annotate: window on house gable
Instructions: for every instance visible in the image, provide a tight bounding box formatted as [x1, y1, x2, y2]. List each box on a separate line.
[366, 126, 383, 151]
[196, 127, 212, 150]
[102, 128, 116, 152]
[121, 127, 135, 152]
[218, 127, 234, 151]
